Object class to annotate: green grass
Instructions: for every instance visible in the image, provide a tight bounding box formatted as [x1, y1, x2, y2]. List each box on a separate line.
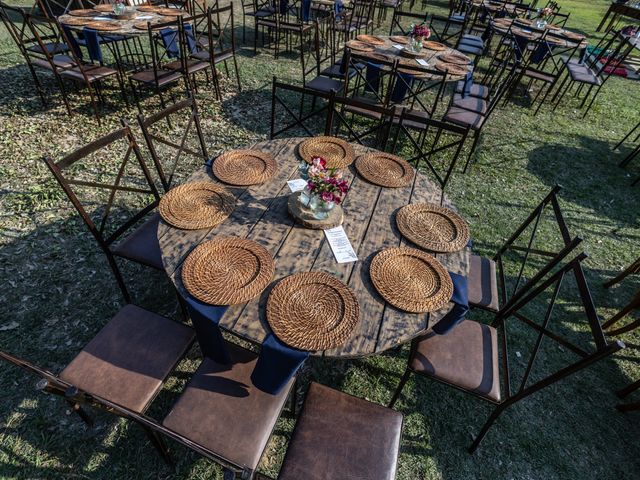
[1, 0, 640, 479]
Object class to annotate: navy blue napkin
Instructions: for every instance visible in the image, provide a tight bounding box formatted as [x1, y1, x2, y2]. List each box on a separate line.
[391, 70, 413, 103]
[514, 34, 530, 61]
[364, 62, 382, 92]
[302, 0, 311, 21]
[531, 40, 552, 64]
[432, 272, 469, 335]
[183, 294, 231, 364]
[160, 28, 180, 58]
[334, 0, 344, 19]
[62, 25, 83, 59]
[461, 68, 474, 97]
[82, 28, 103, 63]
[251, 334, 309, 395]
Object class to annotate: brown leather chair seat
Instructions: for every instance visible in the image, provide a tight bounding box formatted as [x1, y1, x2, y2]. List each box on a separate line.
[130, 69, 183, 87]
[162, 342, 293, 472]
[409, 319, 501, 402]
[60, 304, 195, 413]
[443, 105, 486, 130]
[455, 80, 490, 99]
[305, 75, 344, 93]
[60, 65, 119, 82]
[112, 214, 164, 270]
[278, 382, 403, 480]
[452, 93, 488, 114]
[468, 254, 499, 312]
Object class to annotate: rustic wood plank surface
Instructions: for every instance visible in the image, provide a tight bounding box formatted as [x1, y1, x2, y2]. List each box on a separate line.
[158, 137, 470, 358]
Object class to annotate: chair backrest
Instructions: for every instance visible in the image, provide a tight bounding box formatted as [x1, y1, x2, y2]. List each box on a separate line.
[392, 62, 449, 117]
[137, 96, 210, 192]
[494, 253, 624, 405]
[300, 20, 321, 85]
[329, 94, 396, 149]
[493, 185, 582, 314]
[0, 2, 32, 56]
[388, 9, 428, 36]
[209, 2, 236, 59]
[143, 16, 185, 83]
[43, 126, 161, 252]
[549, 10, 569, 27]
[36, 0, 84, 18]
[428, 13, 466, 46]
[270, 77, 335, 139]
[392, 110, 470, 203]
[345, 49, 397, 107]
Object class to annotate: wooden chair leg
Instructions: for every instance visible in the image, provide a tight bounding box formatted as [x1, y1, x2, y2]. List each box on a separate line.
[603, 258, 640, 288]
[143, 426, 173, 466]
[602, 295, 640, 333]
[468, 405, 505, 453]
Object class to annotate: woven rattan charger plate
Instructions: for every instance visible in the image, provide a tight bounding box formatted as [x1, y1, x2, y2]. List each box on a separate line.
[68, 8, 96, 16]
[61, 16, 95, 25]
[181, 237, 275, 305]
[159, 181, 235, 230]
[370, 247, 453, 313]
[355, 153, 415, 188]
[298, 136, 355, 169]
[213, 149, 278, 186]
[267, 271, 360, 351]
[438, 53, 471, 65]
[345, 40, 375, 52]
[396, 203, 470, 253]
[356, 34, 385, 45]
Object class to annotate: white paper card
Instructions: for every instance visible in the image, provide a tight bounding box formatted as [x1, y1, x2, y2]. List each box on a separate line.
[416, 59, 429, 66]
[137, 15, 153, 19]
[392, 44, 404, 50]
[324, 226, 358, 264]
[287, 179, 307, 192]
[93, 16, 112, 20]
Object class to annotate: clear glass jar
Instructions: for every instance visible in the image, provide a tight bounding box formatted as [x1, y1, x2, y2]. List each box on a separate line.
[309, 195, 335, 220]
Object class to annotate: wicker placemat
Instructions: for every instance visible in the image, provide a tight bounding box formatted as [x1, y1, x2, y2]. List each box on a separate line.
[85, 20, 120, 31]
[159, 181, 235, 230]
[370, 247, 453, 313]
[423, 40, 447, 51]
[435, 62, 469, 76]
[61, 16, 94, 25]
[438, 52, 471, 65]
[267, 271, 360, 351]
[69, 8, 96, 16]
[560, 30, 585, 41]
[213, 150, 278, 186]
[136, 4, 161, 11]
[390, 35, 409, 44]
[181, 237, 274, 305]
[133, 20, 164, 29]
[346, 40, 375, 52]
[356, 34, 385, 45]
[396, 203, 470, 253]
[156, 7, 187, 15]
[298, 136, 355, 169]
[355, 153, 415, 188]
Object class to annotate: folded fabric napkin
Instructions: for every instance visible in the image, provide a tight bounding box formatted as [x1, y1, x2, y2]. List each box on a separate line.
[251, 334, 309, 395]
[432, 272, 469, 335]
[302, 0, 312, 21]
[183, 294, 231, 364]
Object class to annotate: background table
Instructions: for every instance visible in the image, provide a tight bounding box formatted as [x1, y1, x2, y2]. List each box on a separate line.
[349, 36, 473, 81]
[597, 2, 640, 33]
[59, 7, 174, 36]
[158, 137, 470, 358]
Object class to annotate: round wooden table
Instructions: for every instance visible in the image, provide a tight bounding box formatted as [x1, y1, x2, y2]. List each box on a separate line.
[347, 35, 473, 81]
[158, 137, 470, 358]
[491, 18, 587, 48]
[59, 6, 181, 36]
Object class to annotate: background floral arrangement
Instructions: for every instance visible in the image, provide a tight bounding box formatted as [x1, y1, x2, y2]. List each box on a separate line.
[411, 24, 431, 39]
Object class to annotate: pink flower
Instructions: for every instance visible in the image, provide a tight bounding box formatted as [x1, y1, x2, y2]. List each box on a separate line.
[321, 191, 334, 202]
[312, 157, 327, 169]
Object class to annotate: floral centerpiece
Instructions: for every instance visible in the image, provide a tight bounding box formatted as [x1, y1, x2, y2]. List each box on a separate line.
[300, 157, 349, 220]
[536, 6, 553, 27]
[411, 23, 431, 42]
[113, 0, 125, 16]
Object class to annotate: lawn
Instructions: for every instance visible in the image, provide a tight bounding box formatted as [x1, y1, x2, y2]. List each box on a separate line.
[1, 0, 640, 479]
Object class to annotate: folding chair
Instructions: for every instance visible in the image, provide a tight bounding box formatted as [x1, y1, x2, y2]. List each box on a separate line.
[389, 253, 625, 453]
[43, 126, 166, 303]
[137, 96, 210, 192]
[0, 304, 195, 463]
[600, 256, 640, 337]
[300, 20, 348, 94]
[392, 110, 470, 204]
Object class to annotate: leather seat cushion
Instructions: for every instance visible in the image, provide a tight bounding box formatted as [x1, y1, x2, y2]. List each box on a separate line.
[455, 80, 490, 99]
[410, 319, 501, 402]
[112, 213, 164, 270]
[162, 342, 293, 471]
[468, 254, 499, 311]
[567, 64, 601, 85]
[60, 304, 194, 412]
[305, 75, 344, 93]
[130, 69, 183, 86]
[452, 93, 488, 114]
[443, 106, 485, 130]
[278, 382, 403, 480]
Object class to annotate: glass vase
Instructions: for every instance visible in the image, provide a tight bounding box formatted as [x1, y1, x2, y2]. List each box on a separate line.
[308, 195, 335, 220]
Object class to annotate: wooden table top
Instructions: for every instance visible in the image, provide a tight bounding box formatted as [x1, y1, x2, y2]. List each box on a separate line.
[158, 137, 470, 358]
[491, 18, 587, 48]
[58, 6, 180, 36]
[347, 35, 473, 81]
